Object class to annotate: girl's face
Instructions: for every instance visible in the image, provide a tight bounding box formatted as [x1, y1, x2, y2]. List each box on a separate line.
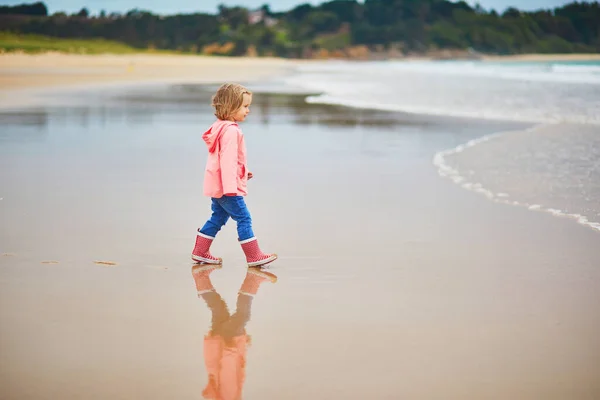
[231, 94, 252, 122]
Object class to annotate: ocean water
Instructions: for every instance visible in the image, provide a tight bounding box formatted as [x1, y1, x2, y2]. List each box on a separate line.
[284, 60, 600, 231]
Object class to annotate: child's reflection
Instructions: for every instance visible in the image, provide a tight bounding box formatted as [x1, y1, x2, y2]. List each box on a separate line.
[192, 264, 277, 400]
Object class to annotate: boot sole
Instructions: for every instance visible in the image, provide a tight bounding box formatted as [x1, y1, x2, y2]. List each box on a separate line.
[247, 254, 278, 268]
[191, 255, 222, 264]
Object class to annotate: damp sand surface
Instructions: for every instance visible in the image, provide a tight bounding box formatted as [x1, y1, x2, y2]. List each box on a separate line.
[1, 83, 600, 399]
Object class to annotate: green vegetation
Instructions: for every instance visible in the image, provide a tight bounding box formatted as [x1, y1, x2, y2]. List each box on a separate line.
[1, 1, 599, 58]
[0, 32, 191, 54]
[0, 32, 138, 53]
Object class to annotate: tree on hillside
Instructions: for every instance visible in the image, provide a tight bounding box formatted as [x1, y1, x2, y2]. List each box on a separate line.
[76, 8, 89, 18]
[0, 0, 598, 56]
[0, 1, 47, 16]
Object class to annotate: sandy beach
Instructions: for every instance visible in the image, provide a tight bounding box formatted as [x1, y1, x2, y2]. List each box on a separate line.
[2, 51, 598, 95]
[0, 53, 295, 109]
[0, 53, 295, 89]
[1, 54, 600, 399]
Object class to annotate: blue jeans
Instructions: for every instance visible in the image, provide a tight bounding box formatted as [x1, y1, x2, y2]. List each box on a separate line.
[200, 196, 254, 241]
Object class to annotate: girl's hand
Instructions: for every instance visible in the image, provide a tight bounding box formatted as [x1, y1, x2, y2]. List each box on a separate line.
[248, 172, 253, 180]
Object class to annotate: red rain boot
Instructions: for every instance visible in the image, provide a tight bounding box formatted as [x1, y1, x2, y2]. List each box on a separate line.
[192, 232, 222, 264]
[239, 267, 278, 296]
[191, 263, 221, 296]
[239, 237, 277, 267]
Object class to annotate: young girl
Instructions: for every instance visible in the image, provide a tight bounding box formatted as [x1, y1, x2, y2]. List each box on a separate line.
[192, 83, 277, 268]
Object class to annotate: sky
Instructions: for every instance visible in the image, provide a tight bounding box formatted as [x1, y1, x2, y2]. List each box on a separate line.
[0, 0, 579, 16]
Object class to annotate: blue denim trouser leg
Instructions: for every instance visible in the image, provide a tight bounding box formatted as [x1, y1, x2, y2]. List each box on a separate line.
[199, 199, 230, 238]
[200, 196, 254, 241]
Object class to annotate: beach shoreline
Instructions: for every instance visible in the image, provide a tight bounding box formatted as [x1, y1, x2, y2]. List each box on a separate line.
[481, 53, 600, 62]
[1, 54, 600, 399]
[2, 52, 598, 95]
[0, 53, 297, 109]
[433, 123, 600, 234]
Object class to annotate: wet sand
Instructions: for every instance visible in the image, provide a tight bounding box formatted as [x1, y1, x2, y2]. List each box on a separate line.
[1, 84, 600, 399]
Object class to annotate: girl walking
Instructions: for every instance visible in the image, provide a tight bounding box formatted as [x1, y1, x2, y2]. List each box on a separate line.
[192, 83, 277, 268]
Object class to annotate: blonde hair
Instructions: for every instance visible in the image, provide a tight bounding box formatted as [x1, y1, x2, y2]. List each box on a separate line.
[211, 83, 252, 120]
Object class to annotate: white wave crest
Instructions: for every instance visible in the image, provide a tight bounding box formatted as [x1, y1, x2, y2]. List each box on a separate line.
[432, 124, 600, 233]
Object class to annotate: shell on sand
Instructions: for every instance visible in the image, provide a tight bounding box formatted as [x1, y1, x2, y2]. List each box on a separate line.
[94, 261, 117, 266]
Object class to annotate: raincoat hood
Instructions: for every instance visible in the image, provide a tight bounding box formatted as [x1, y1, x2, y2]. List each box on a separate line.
[202, 120, 237, 153]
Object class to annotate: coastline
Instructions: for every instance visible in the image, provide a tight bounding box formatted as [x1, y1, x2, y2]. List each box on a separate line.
[1, 51, 597, 96]
[481, 53, 600, 62]
[433, 123, 600, 234]
[0, 53, 297, 108]
[2, 52, 598, 233]
[1, 55, 600, 399]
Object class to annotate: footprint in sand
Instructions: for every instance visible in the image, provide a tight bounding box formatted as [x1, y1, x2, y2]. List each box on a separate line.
[94, 261, 118, 267]
[41, 261, 59, 264]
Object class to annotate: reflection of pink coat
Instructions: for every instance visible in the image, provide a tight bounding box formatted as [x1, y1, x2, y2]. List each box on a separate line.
[202, 120, 248, 198]
[202, 334, 249, 400]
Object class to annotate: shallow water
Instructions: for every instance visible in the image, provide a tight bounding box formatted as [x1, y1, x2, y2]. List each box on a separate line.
[289, 60, 600, 124]
[283, 60, 600, 232]
[1, 83, 517, 260]
[439, 123, 600, 231]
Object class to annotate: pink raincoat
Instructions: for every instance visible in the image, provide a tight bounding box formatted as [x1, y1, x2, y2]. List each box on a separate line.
[202, 120, 248, 198]
[202, 334, 249, 400]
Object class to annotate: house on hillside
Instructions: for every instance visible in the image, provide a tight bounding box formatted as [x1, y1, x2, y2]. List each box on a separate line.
[248, 9, 277, 27]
